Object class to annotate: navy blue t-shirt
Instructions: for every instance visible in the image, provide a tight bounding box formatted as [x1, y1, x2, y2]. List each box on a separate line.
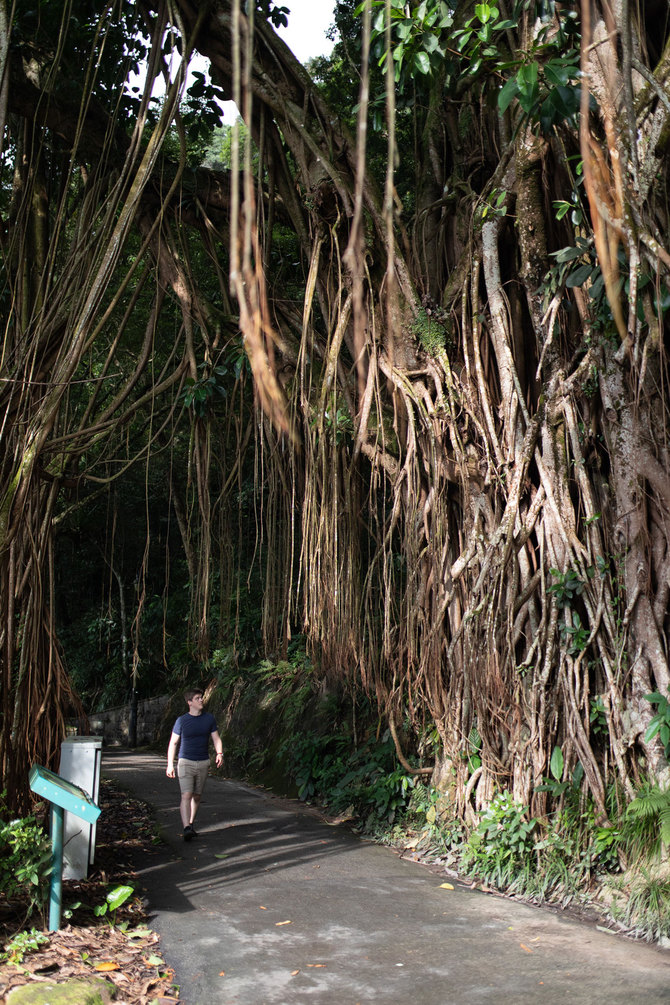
[173, 711, 217, 760]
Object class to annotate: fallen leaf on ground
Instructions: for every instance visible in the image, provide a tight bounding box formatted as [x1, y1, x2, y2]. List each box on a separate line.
[291, 970, 300, 976]
[259, 906, 267, 910]
[306, 963, 326, 968]
[520, 944, 533, 953]
[0, 780, 178, 1005]
[219, 971, 226, 976]
[439, 883, 454, 890]
[214, 854, 228, 859]
[95, 961, 120, 971]
[275, 920, 292, 926]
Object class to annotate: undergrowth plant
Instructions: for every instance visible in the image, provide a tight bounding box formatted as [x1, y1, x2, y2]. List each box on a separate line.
[609, 869, 670, 941]
[0, 801, 52, 921]
[0, 927, 49, 964]
[620, 783, 670, 865]
[288, 729, 417, 830]
[461, 792, 537, 888]
[93, 884, 135, 928]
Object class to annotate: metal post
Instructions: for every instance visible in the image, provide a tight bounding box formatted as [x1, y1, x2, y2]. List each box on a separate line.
[49, 804, 64, 931]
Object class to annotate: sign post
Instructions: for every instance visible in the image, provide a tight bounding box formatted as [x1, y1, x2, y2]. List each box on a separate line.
[29, 765, 101, 931]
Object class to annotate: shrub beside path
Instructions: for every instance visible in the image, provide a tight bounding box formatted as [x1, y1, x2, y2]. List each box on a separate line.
[104, 751, 670, 1005]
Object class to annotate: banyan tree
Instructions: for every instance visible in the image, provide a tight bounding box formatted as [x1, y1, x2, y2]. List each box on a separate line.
[2, 0, 670, 817]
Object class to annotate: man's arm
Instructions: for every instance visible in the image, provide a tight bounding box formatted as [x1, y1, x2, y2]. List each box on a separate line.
[211, 729, 224, 767]
[166, 731, 180, 777]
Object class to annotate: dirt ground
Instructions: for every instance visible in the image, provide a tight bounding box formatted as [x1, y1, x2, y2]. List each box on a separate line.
[0, 780, 179, 1004]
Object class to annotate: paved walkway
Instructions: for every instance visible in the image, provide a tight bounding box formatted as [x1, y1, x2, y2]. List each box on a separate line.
[103, 751, 670, 1005]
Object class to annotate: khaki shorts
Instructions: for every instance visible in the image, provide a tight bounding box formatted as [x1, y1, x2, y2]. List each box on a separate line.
[177, 758, 210, 795]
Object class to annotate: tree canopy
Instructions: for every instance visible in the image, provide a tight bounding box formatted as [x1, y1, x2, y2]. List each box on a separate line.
[2, 0, 670, 819]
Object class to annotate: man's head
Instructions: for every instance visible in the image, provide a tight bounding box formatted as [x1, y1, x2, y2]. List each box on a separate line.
[184, 688, 204, 705]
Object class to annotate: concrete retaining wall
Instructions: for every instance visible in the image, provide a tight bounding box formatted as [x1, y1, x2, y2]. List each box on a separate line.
[86, 695, 171, 746]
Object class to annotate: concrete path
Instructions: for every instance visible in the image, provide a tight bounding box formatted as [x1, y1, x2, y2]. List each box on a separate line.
[103, 751, 670, 1005]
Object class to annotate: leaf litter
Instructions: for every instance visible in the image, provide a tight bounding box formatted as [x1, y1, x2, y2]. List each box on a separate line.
[0, 779, 178, 1002]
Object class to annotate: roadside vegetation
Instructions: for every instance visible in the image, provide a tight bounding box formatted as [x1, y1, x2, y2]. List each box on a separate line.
[198, 644, 670, 945]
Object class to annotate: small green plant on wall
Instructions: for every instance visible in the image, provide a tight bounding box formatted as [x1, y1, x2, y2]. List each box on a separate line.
[644, 691, 670, 758]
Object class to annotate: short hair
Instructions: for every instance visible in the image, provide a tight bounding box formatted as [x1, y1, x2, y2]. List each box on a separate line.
[184, 688, 203, 702]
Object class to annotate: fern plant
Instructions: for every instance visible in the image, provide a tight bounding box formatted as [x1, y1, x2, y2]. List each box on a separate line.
[621, 784, 670, 864]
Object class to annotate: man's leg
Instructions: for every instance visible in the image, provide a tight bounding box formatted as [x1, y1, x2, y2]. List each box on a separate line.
[179, 791, 194, 828]
[177, 760, 200, 839]
[189, 793, 202, 825]
[187, 762, 209, 831]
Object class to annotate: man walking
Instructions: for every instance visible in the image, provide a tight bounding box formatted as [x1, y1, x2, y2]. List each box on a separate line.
[166, 688, 224, 840]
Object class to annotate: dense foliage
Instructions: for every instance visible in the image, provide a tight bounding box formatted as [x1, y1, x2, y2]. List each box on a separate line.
[211, 648, 670, 938]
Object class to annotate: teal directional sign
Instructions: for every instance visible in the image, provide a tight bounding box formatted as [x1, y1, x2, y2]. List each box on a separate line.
[29, 765, 101, 824]
[29, 764, 101, 930]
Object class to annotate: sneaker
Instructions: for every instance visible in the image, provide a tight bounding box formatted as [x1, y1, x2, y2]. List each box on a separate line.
[183, 825, 195, 841]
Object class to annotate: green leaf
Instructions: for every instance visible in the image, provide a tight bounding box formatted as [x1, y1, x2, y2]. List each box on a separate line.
[475, 3, 494, 22]
[498, 77, 519, 113]
[544, 60, 579, 87]
[414, 51, 430, 74]
[517, 61, 539, 90]
[589, 272, 605, 299]
[644, 718, 662, 744]
[645, 692, 666, 706]
[549, 745, 564, 782]
[566, 264, 593, 287]
[453, 28, 473, 52]
[106, 884, 134, 911]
